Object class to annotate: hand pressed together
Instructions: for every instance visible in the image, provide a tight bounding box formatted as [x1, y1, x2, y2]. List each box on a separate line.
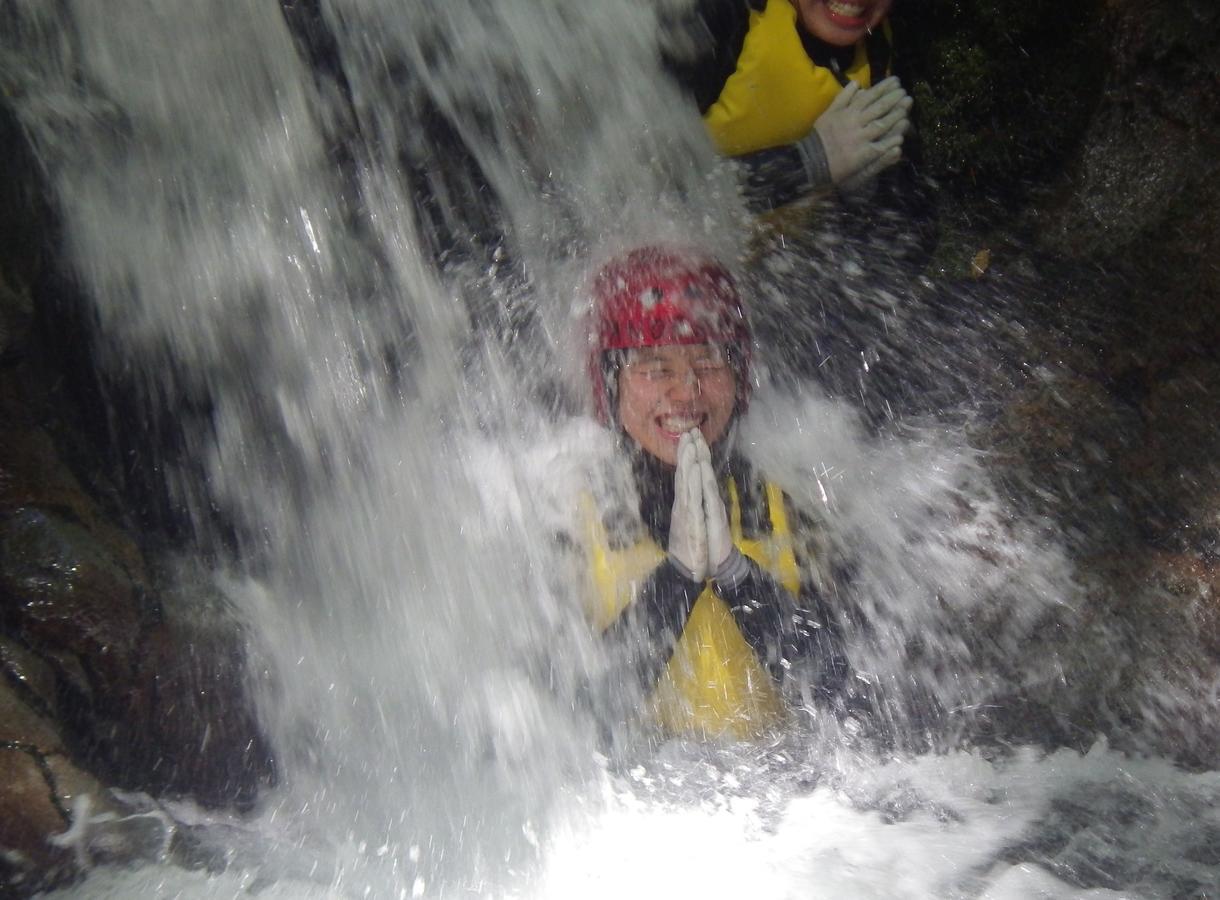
[666, 430, 742, 583]
[802, 76, 912, 188]
[667, 430, 709, 581]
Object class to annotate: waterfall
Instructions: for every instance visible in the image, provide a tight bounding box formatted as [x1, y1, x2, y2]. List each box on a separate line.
[2, 1, 1217, 897]
[2, 0, 738, 890]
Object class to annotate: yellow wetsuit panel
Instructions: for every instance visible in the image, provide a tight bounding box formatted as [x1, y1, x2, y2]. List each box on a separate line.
[648, 588, 784, 739]
[703, 0, 877, 156]
[584, 478, 800, 739]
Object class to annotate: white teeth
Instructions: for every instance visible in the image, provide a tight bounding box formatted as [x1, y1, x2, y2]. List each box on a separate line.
[661, 417, 699, 432]
[828, 0, 866, 17]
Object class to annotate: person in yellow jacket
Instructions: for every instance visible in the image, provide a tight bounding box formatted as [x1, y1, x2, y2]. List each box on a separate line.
[582, 246, 849, 740]
[665, 0, 912, 210]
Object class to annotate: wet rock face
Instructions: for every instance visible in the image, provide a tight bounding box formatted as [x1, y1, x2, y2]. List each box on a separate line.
[0, 463, 275, 894]
[0, 747, 78, 892]
[907, 0, 1220, 766]
[0, 62, 280, 899]
[0, 271, 274, 894]
[129, 580, 274, 808]
[897, 0, 1107, 201]
[970, 291, 1220, 768]
[0, 272, 32, 366]
[0, 508, 148, 699]
[1043, 0, 1220, 258]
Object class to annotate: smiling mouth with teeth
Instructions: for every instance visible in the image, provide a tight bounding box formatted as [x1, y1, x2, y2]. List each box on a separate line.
[659, 415, 707, 436]
[800, 0, 892, 44]
[825, 1, 870, 26]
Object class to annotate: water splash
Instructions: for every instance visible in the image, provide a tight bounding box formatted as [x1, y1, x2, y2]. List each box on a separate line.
[2, 0, 1216, 897]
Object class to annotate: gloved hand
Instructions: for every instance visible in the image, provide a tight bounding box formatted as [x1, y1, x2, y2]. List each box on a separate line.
[691, 430, 752, 589]
[798, 76, 912, 188]
[667, 431, 708, 582]
[691, 430, 733, 573]
[836, 138, 903, 194]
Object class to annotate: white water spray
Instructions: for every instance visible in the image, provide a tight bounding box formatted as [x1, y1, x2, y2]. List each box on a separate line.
[3, 1, 1217, 897]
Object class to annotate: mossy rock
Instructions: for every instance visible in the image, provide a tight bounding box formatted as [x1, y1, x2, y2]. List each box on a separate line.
[896, 0, 1107, 209]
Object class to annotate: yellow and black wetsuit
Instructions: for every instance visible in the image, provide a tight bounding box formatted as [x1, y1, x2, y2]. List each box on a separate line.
[664, 0, 893, 210]
[585, 453, 848, 739]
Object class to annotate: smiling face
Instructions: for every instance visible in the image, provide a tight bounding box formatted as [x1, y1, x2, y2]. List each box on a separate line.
[616, 343, 738, 467]
[795, 0, 892, 47]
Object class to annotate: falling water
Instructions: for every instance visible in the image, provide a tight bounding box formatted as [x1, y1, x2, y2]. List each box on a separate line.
[2, 0, 1217, 897]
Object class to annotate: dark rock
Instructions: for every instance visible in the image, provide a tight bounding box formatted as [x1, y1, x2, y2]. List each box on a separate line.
[897, 0, 1106, 202]
[0, 634, 58, 720]
[0, 90, 53, 296]
[0, 748, 77, 894]
[1034, 0, 1220, 263]
[42, 753, 107, 815]
[1051, 103, 1201, 259]
[0, 678, 63, 753]
[126, 572, 276, 807]
[0, 272, 32, 366]
[1141, 362, 1220, 471]
[0, 413, 146, 578]
[0, 507, 147, 699]
[0, 401, 272, 837]
[1145, 550, 1220, 652]
[980, 372, 1145, 547]
[0, 506, 274, 806]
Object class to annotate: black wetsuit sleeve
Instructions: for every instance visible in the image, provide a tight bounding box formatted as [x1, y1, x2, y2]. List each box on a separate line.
[716, 557, 850, 700]
[599, 559, 704, 695]
[731, 145, 828, 213]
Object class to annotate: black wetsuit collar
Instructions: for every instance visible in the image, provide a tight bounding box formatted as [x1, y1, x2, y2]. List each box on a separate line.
[796, 11, 891, 88]
[796, 21, 858, 83]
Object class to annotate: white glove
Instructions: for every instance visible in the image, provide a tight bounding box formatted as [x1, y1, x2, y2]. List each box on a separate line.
[692, 430, 733, 574]
[667, 431, 708, 582]
[799, 77, 912, 187]
[691, 430, 752, 590]
[836, 140, 903, 194]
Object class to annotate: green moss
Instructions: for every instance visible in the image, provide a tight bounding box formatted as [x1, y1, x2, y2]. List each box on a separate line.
[895, 0, 1107, 208]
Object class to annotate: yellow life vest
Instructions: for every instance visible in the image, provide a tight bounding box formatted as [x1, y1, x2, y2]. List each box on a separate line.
[584, 478, 801, 739]
[703, 0, 885, 156]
